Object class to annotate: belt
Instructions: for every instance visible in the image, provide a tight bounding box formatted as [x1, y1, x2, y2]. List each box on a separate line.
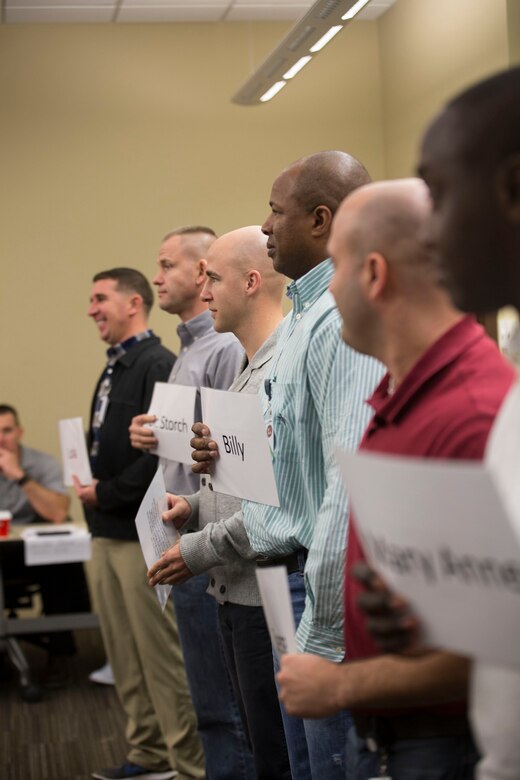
[255, 549, 307, 574]
[353, 711, 471, 747]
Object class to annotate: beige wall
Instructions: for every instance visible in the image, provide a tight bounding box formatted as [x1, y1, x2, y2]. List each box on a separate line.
[0, 20, 383, 478]
[378, 0, 510, 177]
[0, 4, 515, 516]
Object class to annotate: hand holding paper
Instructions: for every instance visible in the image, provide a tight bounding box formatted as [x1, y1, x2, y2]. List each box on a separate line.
[190, 422, 219, 475]
[59, 417, 92, 486]
[148, 540, 194, 587]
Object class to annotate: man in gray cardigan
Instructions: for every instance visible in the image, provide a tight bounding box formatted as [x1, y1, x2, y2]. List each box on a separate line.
[148, 226, 292, 780]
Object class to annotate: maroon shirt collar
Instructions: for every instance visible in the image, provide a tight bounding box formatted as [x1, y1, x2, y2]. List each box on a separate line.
[367, 315, 484, 427]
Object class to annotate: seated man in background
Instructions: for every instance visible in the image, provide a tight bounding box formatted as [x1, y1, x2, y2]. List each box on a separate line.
[0, 403, 91, 684]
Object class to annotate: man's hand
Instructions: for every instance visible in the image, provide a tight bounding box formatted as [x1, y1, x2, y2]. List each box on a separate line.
[148, 541, 194, 586]
[129, 414, 158, 451]
[162, 493, 192, 530]
[190, 422, 219, 474]
[72, 475, 99, 507]
[0, 447, 24, 481]
[353, 562, 423, 654]
[277, 653, 344, 718]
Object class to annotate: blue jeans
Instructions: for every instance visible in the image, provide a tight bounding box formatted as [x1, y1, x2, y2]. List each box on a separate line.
[274, 569, 351, 780]
[218, 602, 291, 780]
[346, 725, 479, 779]
[172, 575, 255, 780]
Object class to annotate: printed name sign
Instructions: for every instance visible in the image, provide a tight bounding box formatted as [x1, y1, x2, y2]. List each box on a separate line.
[200, 387, 280, 506]
[335, 449, 520, 668]
[147, 383, 196, 464]
[58, 417, 92, 486]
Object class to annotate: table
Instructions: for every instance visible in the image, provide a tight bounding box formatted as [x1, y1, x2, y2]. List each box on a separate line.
[0, 522, 99, 701]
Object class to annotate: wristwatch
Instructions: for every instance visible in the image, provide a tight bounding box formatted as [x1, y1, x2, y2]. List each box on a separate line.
[16, 472, 30, 487]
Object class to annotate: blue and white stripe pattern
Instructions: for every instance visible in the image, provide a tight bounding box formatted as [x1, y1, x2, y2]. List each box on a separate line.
[243, 259, 384, 660]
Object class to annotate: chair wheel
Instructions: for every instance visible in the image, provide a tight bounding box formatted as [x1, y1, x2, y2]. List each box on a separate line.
[20, 683, 43, 703]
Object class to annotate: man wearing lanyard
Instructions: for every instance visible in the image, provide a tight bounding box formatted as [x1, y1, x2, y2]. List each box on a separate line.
[74, 267, 204, 780]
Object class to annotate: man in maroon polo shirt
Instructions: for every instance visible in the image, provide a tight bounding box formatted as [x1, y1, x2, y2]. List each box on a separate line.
[277, 178, 516, 779]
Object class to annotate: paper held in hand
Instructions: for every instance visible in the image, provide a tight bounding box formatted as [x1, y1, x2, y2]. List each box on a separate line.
[146, 382, 196, 465]
[58, 417, 92, 486]
[335, 447, 520, 668]
[135, 465, 178, 610]
[200, 387, 280, 506]
[256, 566, 297, 660]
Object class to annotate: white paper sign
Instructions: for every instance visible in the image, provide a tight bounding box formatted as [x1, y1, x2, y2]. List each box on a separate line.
[485, 380, 520, 546]
[256, 566, 297, 659]
[22, 526, 92, 566]
[200, 387, 280, 506]
[58, 417, 92, 486]
[135, 466, 178, 610]
[146, 383, 196, 465]
[335, 449, 520, 668]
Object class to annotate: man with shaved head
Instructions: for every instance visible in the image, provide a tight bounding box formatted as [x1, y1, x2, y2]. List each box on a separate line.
[129, 227, 253, 780]
[216, 152, 383, 779]
[350, 67, 520, 780]
[277, 177, 516, 779]
[148, 226, 291, 779]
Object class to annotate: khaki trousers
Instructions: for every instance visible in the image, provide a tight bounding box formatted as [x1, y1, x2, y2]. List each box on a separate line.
[90, 538, 204, 780]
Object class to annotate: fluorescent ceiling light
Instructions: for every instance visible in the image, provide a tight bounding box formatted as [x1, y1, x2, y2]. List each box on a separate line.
[309, 25, 343, 53]
[283, 56, 312, 80]
[342, 0, 372, 20]
[259, 81, 287, 103]
[232, 0, 397, 106]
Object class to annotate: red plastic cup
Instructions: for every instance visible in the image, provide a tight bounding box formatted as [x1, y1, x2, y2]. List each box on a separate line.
[0, 511, 12, 538]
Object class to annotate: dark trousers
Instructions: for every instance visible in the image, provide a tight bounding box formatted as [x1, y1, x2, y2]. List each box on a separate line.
[1, 543, 91, 655]
[218, 601, 292, 780]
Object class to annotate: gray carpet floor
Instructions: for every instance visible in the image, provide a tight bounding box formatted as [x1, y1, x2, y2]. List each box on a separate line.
[0, 629, 128, 780]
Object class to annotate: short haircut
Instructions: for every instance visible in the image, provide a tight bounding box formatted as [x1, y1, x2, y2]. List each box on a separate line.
[0, 404, 20, 425]
[291, 150, 371, 215]
[93, 267, 154, 314]
[162, 225, 217, 242]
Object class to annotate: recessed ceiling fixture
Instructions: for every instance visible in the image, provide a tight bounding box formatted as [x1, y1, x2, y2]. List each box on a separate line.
[232, 0, 395, 106]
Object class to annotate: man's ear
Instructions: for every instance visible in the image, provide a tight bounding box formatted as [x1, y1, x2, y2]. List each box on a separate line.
[128, 294, 142, 316]
[195, 258, 207, 284]
[310, 205, 333, 239]
[497, 154, 520, 222]
[363, 252, 388, 301]
[245, 270, 261, 295]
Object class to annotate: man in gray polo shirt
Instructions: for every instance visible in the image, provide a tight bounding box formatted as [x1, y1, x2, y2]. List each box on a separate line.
[0, 403, 90, 676]
[129, 226, 252, 780]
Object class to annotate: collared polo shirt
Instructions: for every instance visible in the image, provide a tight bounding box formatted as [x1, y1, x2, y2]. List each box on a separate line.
[162, 309, 244, 495]
[243, 259, 384, 660]
[345, 315, 516, 665]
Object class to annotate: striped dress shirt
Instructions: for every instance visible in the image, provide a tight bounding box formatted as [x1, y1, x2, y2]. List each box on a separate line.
[243, 259, 384, 660]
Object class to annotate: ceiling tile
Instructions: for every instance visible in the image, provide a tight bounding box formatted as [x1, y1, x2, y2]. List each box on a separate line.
[116, 6, 225, 21]
[228, 5, 310, 21]
[6, 7, 115, 21]
[121, 0, 228, 6]
[5, 0, 115, 6]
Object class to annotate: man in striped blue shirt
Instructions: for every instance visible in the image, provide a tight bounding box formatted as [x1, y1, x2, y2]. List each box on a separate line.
[243, 152, 384, 779]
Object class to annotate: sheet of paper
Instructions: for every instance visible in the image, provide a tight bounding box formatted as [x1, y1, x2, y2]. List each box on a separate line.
[22, 526, 92, 565]
[335, 449, 520, 668]
[134, 466, 178, 610]
[485, 379, 520, 546]
[146, 382, 197, 465]
[256, 566, 297, 659]
[58, 417, 92, 486]
[201, 387, 279, 506]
